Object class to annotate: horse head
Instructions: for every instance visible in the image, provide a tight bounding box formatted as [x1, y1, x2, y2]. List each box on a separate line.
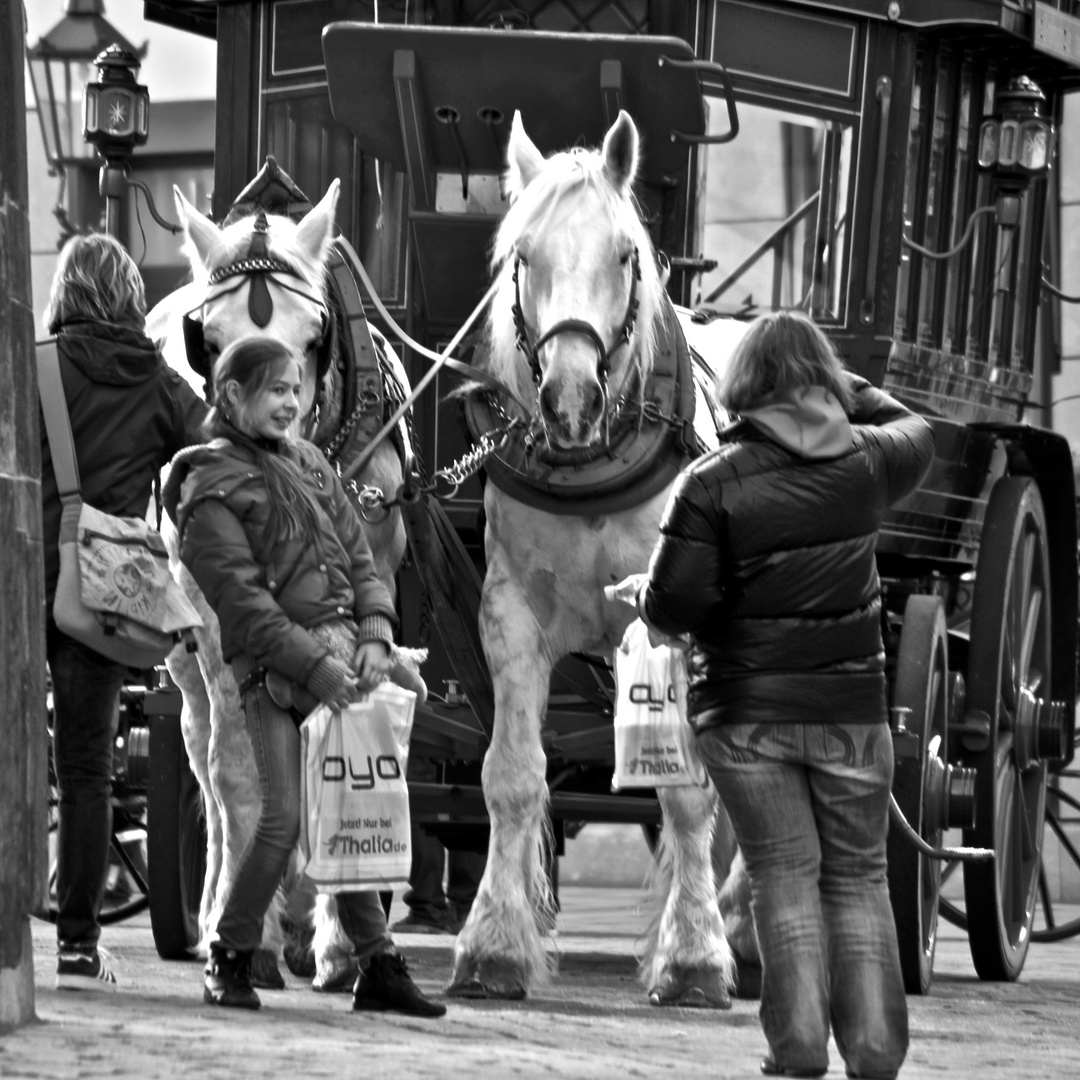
[486, 109, 665, 451]
[172, 181, 340, 437]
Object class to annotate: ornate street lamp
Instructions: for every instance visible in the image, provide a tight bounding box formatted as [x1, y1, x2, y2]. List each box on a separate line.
[26, 0, 147, 240]
[83, 45, 150, 236]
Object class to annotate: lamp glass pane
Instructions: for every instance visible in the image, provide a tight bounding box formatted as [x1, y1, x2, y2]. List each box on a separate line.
[1019, 120, 1050, 171]
[998, 119, 1019, 166]
[977, 120, 999, 168]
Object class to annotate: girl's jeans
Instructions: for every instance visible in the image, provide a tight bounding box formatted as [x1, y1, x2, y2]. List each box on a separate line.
[214, 681, 392, 964]
[48, 620, 127, 952]
[696, 721, 909, 1080]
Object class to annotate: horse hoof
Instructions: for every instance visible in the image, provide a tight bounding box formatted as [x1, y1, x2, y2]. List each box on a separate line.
[283, 942, 316, 979]
[648, 965, 732, 1010]
[251, 948, 285, 991]
[733, 952, 762, 1001]
[446, 977, 526, 1001]
[447, 957, 527, 1000]
[313, 959, 359, 994]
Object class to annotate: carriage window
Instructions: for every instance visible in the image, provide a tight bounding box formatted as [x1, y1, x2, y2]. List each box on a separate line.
[694, 100, 852, 323]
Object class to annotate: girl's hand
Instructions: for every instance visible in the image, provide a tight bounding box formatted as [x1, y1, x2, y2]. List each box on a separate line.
[354, 641, 392, 692]
[324, 672, 360, 711]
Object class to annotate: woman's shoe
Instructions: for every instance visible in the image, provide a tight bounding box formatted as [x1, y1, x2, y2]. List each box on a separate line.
[760, 1058, 827, 1078]
[203, 944, 261, 1010]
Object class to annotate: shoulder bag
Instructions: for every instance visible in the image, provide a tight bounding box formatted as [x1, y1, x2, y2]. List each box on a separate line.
[37, 339, 202, 668]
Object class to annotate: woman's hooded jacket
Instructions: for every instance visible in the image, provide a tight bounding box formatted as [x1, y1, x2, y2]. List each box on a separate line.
[640, 376, 934, 732]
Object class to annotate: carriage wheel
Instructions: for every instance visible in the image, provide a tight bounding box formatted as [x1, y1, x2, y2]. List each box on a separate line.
[147, 714, 207, 959]
[1031, 753, 1080, 942]
[961, 477, 1052, 980]
[886, 595, 948, 995]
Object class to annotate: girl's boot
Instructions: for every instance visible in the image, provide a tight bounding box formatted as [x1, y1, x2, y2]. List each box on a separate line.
[204, 943, 261, 1009]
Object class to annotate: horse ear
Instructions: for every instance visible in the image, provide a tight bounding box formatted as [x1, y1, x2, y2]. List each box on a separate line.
[294, 178, 340, 268]
[506, 110, 546, 199]
[174, 185, 227, 274]
[601, 110, 640, 195]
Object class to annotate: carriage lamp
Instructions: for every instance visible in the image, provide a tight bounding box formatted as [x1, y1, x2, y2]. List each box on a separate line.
[83, 45, 150, 236]
[977, 75, 1053, 192]
[26, 0, 147, 243]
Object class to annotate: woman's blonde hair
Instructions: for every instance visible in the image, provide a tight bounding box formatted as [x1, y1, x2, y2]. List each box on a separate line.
[44, 232, 147, 333]
[206, 336, 324, 540]
[718, 310, 853, 414]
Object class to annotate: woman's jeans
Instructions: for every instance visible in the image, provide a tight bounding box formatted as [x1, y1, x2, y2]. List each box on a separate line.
[47, 620, 127, 952]
[696, 721, 909, 1080]
[214, 681, 392, 964]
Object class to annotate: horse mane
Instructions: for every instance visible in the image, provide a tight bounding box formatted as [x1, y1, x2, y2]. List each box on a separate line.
[481, 146, 665, 412]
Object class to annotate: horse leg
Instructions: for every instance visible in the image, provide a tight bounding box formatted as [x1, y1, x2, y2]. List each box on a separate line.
[165, 643, 219, 956]
[717, 847, 762, 997]
[642, 784, 735, 1008]
[447, 609, 554, 999]
[204, 671, 286, 990]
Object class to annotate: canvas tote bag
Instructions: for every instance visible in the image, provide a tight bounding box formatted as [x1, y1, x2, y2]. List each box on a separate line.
[37, 340, 202, 668]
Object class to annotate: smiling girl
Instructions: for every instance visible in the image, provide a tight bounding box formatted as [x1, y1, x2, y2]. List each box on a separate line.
[164, 336, 443, 1017]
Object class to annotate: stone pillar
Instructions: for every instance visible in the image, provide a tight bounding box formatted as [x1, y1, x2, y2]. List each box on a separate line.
[0, 0, 49, 1031]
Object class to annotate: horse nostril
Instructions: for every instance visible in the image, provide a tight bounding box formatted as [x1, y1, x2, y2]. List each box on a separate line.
[539, 385, 559, 424]
[588, 384, 604, 420]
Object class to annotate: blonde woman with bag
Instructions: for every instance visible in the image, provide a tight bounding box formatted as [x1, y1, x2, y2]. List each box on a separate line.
[40, 233, 209, 992]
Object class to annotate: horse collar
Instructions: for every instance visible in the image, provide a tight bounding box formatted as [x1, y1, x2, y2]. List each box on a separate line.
[511, 245, 642, 386]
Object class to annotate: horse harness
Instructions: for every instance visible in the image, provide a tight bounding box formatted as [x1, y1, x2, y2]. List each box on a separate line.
[465, 295, 701, 516]
[511, 245, 642, 392]
[181, 214, 406, 501]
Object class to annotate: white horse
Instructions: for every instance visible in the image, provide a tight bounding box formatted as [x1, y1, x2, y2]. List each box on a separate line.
[447, 110, 756, 1004]
[148, 178, 420, 991]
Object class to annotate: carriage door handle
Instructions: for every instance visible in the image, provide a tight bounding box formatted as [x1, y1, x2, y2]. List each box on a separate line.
[661, 56, 740, 146]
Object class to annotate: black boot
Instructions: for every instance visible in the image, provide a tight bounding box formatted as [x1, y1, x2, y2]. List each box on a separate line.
[352, 951, 446, 1017]
[204, 944, 261, 1010]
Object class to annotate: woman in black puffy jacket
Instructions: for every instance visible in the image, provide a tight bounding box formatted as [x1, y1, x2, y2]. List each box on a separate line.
[631, 311, 933, 1080]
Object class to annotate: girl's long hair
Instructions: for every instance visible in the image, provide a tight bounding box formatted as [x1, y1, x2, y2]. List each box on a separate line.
[205, 337, 325, 541]
[44, 232, 147, 333]
[718, 310, 854, 413]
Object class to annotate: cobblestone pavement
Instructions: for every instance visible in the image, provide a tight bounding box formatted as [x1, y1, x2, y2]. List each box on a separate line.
[3, 887, 1079, 1080]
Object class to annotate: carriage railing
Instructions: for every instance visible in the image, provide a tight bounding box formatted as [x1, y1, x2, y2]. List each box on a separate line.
[700, 191, 846, 316]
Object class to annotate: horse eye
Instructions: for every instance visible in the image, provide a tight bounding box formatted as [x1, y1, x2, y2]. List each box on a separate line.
[619, 251, 632, 266]
[517, 253, 530, 268]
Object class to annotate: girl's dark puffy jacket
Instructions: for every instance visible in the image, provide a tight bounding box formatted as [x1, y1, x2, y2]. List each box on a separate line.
[640, 377, 934, 732]
[164, 436, 398, 690]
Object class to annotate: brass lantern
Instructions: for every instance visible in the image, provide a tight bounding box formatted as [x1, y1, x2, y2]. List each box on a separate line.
[83, 45, 150, 163]
[977, 75, 1054, 192]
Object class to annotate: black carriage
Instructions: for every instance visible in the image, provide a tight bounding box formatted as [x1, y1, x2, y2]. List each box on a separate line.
[143, 0, 1080, 991]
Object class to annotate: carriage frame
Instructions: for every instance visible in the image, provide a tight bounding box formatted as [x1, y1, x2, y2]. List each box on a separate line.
[142, 0, 1080, 991]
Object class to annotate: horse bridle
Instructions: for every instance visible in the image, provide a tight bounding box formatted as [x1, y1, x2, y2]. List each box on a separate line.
[511, 244, 642, 390]
[181, 211, 334, 392]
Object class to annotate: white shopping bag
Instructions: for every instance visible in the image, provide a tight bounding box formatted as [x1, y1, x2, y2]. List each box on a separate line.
[611, 619, 709, 791]
[299, 682, 416, 891]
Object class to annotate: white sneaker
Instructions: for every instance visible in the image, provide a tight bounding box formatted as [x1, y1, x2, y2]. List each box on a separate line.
[56, 948, 118, 992]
